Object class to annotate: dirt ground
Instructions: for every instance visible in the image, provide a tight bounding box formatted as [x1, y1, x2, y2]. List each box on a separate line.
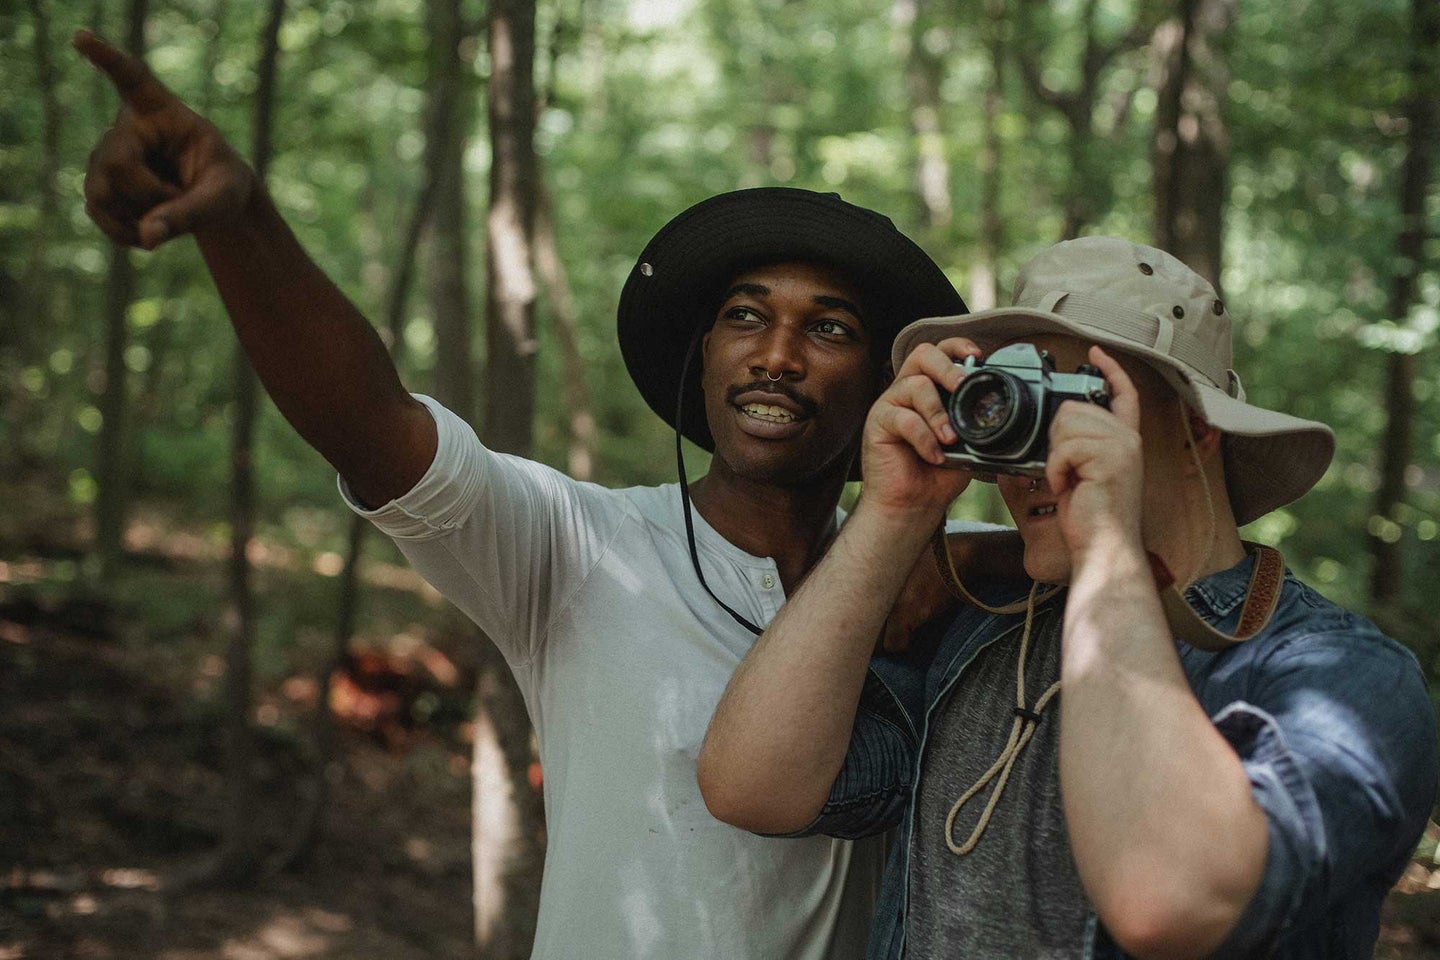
[3, 564, 1440, 959]
[0, 589, 477, 960]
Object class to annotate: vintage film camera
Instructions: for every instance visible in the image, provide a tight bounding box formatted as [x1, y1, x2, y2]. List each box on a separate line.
[941, 342, 1111, 477]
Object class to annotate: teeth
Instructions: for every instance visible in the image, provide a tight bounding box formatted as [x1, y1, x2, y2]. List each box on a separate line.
[1032, 504, 1057, 517]
[742, 403, 797, 423]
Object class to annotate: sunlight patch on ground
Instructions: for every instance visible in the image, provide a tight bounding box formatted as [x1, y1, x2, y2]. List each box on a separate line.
[119, 514, 439, 600]
[168, 908, 356, 960]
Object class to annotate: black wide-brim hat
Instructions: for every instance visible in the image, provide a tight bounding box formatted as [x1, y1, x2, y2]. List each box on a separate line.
[617, 187, 968, 457]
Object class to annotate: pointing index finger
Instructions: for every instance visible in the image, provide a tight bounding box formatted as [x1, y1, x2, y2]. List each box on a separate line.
[73, 29, 175, 115]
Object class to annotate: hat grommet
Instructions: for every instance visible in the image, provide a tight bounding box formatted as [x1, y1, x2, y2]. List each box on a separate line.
[639, 262, 654, 277]
[1172, 305, 1185, 319]
[1138, 262, 1154, 276]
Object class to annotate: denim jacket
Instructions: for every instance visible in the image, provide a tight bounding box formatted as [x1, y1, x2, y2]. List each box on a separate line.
[804, 556, 1438, 959]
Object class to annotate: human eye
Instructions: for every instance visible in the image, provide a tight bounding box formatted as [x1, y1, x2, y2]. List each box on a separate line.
[724, 306, 765, 325]
[813, 318, 857, 339]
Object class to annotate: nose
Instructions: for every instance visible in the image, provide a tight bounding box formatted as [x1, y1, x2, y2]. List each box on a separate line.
[750, 324, 805, 382]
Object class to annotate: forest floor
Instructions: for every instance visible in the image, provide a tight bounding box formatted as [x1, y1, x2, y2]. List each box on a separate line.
[0, 607, 478, 960]
[0, 480, 482, 960]
[2, 488, 1440, 959]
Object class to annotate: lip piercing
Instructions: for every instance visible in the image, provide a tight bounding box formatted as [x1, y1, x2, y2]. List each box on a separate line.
[766, 371, 783, 382]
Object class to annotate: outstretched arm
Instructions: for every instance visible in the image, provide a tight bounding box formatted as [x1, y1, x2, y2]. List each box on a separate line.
[76, 30, 434, 507]
[698, 339, 978, 833]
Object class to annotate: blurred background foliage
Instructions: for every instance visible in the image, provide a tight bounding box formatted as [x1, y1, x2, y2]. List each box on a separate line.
[1, 0, 1434, 624]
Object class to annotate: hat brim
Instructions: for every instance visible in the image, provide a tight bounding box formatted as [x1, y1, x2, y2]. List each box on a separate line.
[618, 188, 967, 477]
[893, 308, 1335, 524]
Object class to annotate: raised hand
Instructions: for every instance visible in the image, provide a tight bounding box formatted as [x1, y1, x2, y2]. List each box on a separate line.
[1045, 345, 1146, 564]
[75, 29, 256, 250]
[859, 336, 980, 521]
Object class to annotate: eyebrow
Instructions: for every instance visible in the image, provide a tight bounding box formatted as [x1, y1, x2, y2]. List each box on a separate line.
[719, 284, 867, 325]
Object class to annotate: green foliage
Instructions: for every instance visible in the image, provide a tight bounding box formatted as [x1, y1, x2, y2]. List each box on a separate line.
[1, 0, 1436, 674]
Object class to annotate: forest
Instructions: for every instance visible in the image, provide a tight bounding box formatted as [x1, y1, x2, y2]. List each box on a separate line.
[1, 0, 1438, 956]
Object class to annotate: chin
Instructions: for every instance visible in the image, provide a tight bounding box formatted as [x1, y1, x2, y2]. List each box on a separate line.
[726, 451, 842, 489]
[1022, 549, 1073, 587]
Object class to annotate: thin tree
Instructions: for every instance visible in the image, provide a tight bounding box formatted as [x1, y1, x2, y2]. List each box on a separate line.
[1015, 0, 1157, 240]
[1369, 0, 1439, 612]
[477, 0, 545, 954]
[208, 0, 285, 888]
[289, 16, 454, 871]
[138, 0, 230, 420]
[534, 6, 596, 481]
[93, 0, 148, 581]
[1151, 0, 1235, 288]
[19, 0, 62, 363]
[896, 0, 952, 237]
[974, 0, 1007, 310]
[430, 0, 479, 424]
[535, 183, 596, 481]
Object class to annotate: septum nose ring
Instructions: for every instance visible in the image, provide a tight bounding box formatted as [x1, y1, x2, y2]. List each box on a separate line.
[1026, 476, 1042, 491]
[766, 371, 783, 382]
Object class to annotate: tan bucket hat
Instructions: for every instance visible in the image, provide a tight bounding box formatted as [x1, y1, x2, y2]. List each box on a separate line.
[893, 236, 1335, 525]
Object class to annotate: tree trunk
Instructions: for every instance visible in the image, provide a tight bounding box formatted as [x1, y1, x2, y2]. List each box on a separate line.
[1369, 0, 1439, 611]
[483, 0, 539, 459]
[1017, 0, 1153, 241]
[534, 184, 596, 481]
[532, 2, 596, 480]
[478, 0, 544, 955]
[1151, 0, 1234, 288]
[93, 0, 149, 581]
[137, 0, 231, 422]
[289, 7, 453, 871]
[212, 0, 285, 887]
[17, 0, 62, 363]
[972, 0, 1007, 310]
[897, 0, 951, 236]
[429, 0, 478, 424]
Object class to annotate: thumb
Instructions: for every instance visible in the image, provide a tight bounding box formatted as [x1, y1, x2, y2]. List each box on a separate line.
[136, 183, 182, 248]
[137, 166, 247, 248]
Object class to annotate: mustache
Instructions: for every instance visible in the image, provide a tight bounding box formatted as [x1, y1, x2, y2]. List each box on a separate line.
[725, 380, 819, 417]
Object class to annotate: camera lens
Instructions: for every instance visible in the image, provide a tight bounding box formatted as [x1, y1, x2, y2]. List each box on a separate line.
[949, 370, 1032, 451]
[967, 386, 1009, 431]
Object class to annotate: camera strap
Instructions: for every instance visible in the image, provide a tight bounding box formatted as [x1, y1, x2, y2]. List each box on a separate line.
[931, 527, 1285, 650]
[1148, 542, 1285, 652]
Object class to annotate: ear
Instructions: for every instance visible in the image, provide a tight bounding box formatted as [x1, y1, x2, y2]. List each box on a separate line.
[1182, 405, 1223, 471]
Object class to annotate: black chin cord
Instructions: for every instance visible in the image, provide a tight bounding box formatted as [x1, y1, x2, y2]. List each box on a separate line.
[675, 328, 763, 636]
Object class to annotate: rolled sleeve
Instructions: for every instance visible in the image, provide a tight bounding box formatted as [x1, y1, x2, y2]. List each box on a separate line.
[785, 661, 923, 841]
[338, 394, 484, 538]
[1204, 633, 1438, 957]
[1206, 702, 1322, 958]
[337, 393, 627, 667]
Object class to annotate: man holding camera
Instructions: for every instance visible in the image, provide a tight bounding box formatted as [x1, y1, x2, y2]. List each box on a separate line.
[72, 29, 1027, 960]
[700, 237, 1438, 958]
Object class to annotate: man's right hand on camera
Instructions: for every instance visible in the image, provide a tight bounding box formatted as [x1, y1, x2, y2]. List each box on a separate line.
[75, 29, 257, 251]
[858, 337, 980, 523]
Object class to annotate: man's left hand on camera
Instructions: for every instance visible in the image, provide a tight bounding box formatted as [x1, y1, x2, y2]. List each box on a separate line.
[1046, 345, 1146, 569]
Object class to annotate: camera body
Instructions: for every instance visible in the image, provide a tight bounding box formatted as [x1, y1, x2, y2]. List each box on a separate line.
[940, 342, 1110, 477]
